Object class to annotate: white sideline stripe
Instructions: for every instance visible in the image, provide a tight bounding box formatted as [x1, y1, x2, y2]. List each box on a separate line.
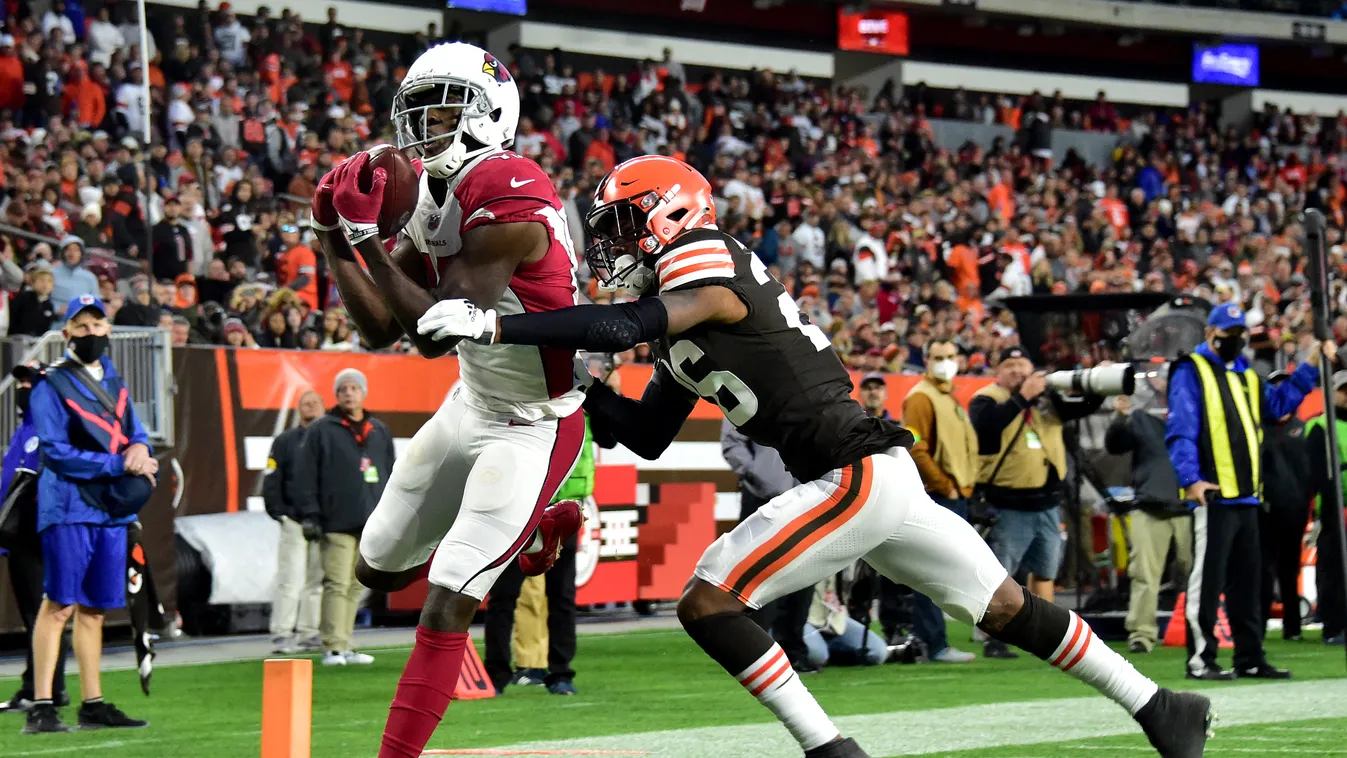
[478, 679, 1347, 758]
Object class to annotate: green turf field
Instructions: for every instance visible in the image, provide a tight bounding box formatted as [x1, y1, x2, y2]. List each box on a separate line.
[2, 623, 1346, 757]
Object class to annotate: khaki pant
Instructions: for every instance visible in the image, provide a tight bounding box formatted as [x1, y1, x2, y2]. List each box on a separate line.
[270, 517, 322, 639]
[1125, 510, 1193, 647]
[320, 533, 363, 653]
[512, 575, 548, 669]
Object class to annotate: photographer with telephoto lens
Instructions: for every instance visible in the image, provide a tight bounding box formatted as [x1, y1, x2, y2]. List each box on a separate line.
[970, 347, 1105, 659]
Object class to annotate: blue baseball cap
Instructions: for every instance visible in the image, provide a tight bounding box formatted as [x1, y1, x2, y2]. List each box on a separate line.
[1207, 302, 1246, 331]
[65, 293, 107, 322]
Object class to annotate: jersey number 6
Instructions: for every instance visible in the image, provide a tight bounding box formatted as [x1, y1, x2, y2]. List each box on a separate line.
[666, 341, 760, 426]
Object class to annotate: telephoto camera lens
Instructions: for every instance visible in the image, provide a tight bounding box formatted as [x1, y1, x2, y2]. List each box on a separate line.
[1044, 363, 1136, 396]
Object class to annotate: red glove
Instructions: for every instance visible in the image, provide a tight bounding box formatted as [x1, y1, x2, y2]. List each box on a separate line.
[310, 167, 340, 232]
[332, 152, 386, 245]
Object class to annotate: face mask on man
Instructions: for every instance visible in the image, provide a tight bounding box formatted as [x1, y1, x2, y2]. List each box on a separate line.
[70, 333, 109, 364]
[930, 359, 958, 383]
[1213, 333, 1246, 363]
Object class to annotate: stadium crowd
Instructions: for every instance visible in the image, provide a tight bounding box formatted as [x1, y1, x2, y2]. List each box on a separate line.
[0, 0, 1345, 380]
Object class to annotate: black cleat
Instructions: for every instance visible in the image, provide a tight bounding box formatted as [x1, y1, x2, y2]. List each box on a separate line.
[983, 639, 1019, 659]
[1185, 665, 1235, 681]
[804, 736, 870, 758]
[77, 700, 147, 730]
[1237, 663, 1292, 680]
[21, 703, 71, 734]
[1134, 688, 1214, 758]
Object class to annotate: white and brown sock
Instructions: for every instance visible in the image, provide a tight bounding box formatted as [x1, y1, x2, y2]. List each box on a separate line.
[686, 612, 840, 750]
[990, 586, 1158, 715]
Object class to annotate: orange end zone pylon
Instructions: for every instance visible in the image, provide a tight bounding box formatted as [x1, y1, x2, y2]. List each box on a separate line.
[454, 643, 498, 700]
[1162, 592, 1234, 649]
[261, 658, 313, 758]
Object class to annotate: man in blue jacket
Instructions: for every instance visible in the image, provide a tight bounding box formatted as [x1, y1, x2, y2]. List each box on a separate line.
[0, 364, 69, 714]
[1167, 301, 1333, 682]
[23, 294, 154, 734]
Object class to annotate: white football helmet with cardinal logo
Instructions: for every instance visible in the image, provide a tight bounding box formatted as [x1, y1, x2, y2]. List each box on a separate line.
[393, 42, 521, 178]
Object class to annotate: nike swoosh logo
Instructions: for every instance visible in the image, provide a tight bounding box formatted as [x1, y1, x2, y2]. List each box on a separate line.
[510, 178, 535, 188]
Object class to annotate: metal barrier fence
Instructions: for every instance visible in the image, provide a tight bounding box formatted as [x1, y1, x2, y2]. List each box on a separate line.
[0, 328, 176, 452]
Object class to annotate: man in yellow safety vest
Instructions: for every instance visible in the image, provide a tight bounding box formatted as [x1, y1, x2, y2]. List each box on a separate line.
[1166, 302, 1334, 681]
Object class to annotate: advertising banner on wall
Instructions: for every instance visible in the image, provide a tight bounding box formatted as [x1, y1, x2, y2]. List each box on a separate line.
[0, 346, 996, 634]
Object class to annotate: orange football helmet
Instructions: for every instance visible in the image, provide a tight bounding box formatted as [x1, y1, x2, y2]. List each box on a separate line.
[583, 156, 717, 292]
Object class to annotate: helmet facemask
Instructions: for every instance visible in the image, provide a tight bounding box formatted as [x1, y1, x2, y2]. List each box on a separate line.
[393, 78, 493, 177]
[584, 194, 661, 293]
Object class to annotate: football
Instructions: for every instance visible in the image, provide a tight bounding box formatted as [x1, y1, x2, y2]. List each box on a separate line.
[362, 144, 419, 239]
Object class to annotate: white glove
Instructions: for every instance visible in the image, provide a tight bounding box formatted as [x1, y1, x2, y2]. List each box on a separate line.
[417, 299, 497, 344]
[338, 213, 381, 246]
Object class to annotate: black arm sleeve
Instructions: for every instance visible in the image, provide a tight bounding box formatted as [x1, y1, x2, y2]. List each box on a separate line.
[498, 299, 669, 352]
[583, 364, 697, 460]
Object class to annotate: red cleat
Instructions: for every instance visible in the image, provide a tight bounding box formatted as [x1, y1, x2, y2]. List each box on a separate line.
[519, 499, 582, 576]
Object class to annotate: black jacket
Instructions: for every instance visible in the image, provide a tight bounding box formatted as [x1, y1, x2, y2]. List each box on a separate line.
[151, 220, 193, 281]
[291, 409, 394, 535]
[114, 299, 161, 327]
[969, 388, 1105, 509]
[261, 425, 308, 521]
[9, 290, 55, 337]
[1104, 410, 1186, 516]
[1265, 415, 1312, 514]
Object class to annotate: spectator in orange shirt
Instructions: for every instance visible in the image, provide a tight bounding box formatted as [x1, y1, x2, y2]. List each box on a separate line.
[986, 173, 1014, 221]
[1096, 184, 1130, 235]
[0, 35, 24, 113]
[63, 64, 106, 128]
[946, 239, 980, 297]
[583, 128, 615, 173]
[276, 215, 319, 310]
[288, 160, 317, 201]
[323, 51, 353, 104]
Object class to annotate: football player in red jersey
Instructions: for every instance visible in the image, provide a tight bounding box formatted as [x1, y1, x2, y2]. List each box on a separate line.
[311, 42, 586, 758]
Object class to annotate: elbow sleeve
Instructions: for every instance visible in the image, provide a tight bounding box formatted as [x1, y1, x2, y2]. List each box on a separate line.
[501, 298, 669, 352]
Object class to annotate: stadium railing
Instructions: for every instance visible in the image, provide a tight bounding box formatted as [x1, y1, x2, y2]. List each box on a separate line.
[0, 327, 177, 450]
